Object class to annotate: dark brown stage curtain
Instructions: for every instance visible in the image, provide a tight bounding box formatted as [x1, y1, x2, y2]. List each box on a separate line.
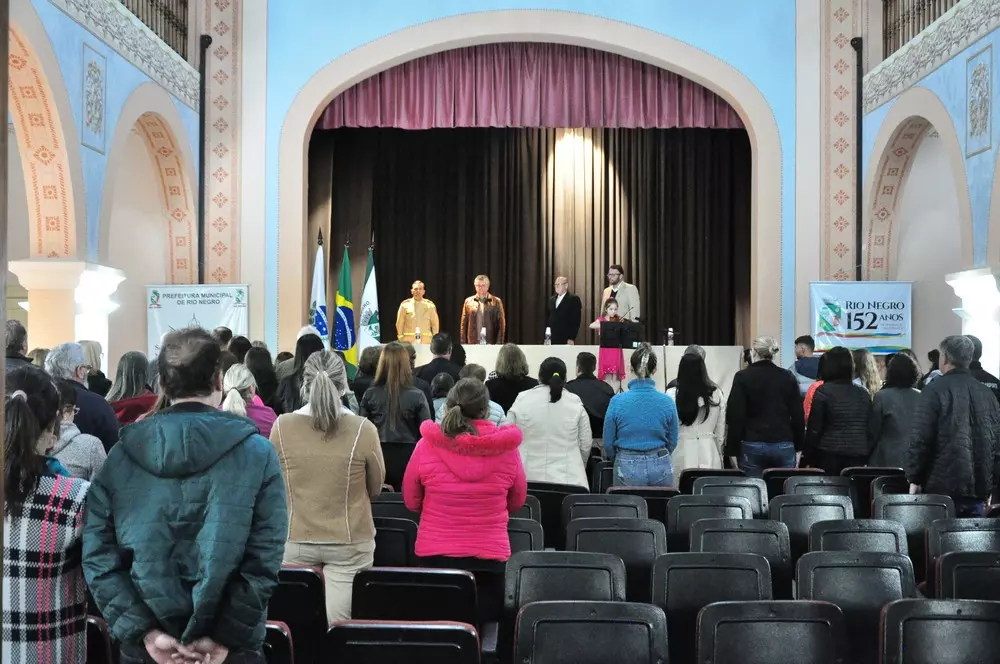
[311, 127, 751, 348]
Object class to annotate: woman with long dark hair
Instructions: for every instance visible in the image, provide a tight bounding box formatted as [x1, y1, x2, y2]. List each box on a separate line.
[273, 333, 325, 414]
[4, 367, 90, 663]
[668, 353, 725, 472]
[245, 346, 279, 406]
[506, 357, 591, 488]
[107, 351, 158, 425]
[869, 352, 922, 467]
[804, 346, 874, 474]
[359, 341, 431, 443]
[603, 343, 679, 486]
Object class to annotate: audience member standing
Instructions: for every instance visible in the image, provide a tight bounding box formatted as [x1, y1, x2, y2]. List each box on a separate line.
[603, 344, 679, 487]
[353, 345, 382, 403]
[46, 343, 120, 452]
[403, 343, 435, 418]
[869, 352, 922, 468]
[27, 347, 49, 368]
[547, 276, 582, 344]
[221, 364, 278, 438]
[788, 334, 821, 397]
[441, 364, 505, 425]
[395, 280, 440, 344]
[271, 351, 384, 623]
[507, 357, 592, 488]
[79, 340, 112, 397]
[668, 352, 725, 473]
[920, 349, 942, 388]
[3, 368, 91, 664]
[431, 373, 456, 417]
[227, 336, 252, 364]
[404, 378, 525, 614]
[726, 336, 804, 477]
[273, 332, 325, 415]
[245, 346, 279, 406]
[212, 326, 234, 350]
[107, 351, 158, 425]
[460, 275, 506, 344]
[566, 352, 616, 442]
[5, 320, 31, 373]
[803, 347, 873, 474]
[908, 335, 1000, 517]
[485, 344, 538, 414]
[84, 327, 287, 664]
[414, 333, 461, 384]
[360, 341, 431, 444]
[852, 348, 882, 396]
[967, 334, 1000, 402]
[275, 326, 321, 382]
[53, 379, 107, 480]
[803, 354, 827, 421]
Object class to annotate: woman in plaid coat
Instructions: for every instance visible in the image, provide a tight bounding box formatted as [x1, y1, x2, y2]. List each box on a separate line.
[3, 367, 90, 664]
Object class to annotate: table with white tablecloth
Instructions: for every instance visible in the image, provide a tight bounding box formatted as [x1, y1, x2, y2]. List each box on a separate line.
[413, 344, 743, 397]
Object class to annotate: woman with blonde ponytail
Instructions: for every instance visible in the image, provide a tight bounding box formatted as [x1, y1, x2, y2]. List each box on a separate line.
[403, 378, 526, 616]
[269, 350, 385, 624]
[220, 363, 277, 437]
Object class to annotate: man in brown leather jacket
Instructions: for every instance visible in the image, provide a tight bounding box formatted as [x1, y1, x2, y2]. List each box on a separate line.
[460, 275, 506, 344]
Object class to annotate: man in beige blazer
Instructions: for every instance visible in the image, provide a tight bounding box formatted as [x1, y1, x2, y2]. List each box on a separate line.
[601, 264, 640, 321]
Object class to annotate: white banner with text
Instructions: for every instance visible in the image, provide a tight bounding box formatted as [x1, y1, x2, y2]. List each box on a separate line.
[810, 281, 912, 353]
[146, 285, 249, 357]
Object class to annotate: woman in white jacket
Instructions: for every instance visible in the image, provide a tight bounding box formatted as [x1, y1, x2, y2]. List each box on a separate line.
[667, 353, 726, 472]
[506, 356, 592, 489]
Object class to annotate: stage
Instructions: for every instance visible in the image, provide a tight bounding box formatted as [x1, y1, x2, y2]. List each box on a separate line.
[413, 344, 744, 396]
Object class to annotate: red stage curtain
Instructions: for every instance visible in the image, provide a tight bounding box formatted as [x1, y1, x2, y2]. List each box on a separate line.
[318, 43, 743, 130]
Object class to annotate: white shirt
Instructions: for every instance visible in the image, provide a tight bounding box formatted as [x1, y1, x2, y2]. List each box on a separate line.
[556, 293, 566, 308]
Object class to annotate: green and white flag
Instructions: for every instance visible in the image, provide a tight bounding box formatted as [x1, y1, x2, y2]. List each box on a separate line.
[359, 246, 380, 352]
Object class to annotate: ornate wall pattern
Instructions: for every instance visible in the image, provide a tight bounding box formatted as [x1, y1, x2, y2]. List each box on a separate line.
[81, 43, 106, 153]
[204, 0, 242, 283]
[967, 45, 992, 158]
[7, 26, 77, 258]
[821, 0, 863, 281]
[136, 112, 197, 284]
[865, 118, 931, 280]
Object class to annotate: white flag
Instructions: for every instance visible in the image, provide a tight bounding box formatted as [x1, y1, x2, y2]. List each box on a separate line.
[309, 238, 329, 347]
[359, 247, 380, 352]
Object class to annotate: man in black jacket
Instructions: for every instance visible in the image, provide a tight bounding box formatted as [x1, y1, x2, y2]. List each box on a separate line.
[566, 352, 615, 440]
[547, 276, 582, 345]
[966, 334, 1000, 403]
[5, 320, 32, 373]
[414, 333, 461, 385]
[908, 335, 1000, 517]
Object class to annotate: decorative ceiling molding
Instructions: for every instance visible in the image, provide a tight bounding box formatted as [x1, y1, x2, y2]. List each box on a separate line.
[864, 0, 1000, 114]
[48, 0, 199, 110]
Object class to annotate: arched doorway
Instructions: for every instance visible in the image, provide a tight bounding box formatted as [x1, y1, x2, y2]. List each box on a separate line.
[275, 10, 783, 350]
[864, 87, 973, 359]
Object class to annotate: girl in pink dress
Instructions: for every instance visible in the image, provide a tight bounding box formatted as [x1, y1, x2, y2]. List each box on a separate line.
[589, 298, 626, 380]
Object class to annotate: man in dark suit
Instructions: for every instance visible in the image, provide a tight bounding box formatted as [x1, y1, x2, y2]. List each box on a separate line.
[414, 333, 461, 385]
[566, 352, 615, 436]
[547, 276, 582, 344]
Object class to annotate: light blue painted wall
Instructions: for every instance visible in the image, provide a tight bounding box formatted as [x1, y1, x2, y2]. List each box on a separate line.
[863, 29, 999, 267]
[265, 0, 798, 352]
[30, 0, 199, 261]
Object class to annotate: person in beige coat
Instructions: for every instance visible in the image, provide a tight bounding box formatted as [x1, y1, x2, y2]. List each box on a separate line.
[269, 350, 385, 624]
[666, 353, 726, 472]
[601, 264, 640, 322]
[505, 357, 592, 489]
[396, 280, 440, 344]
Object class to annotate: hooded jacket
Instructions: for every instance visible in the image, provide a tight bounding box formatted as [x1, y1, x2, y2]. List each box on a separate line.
[403, 420, 526, 561]
[789, 356, 821, 397]
[82, 402, 287, 651]
[110, 391, 159, 425]
[52, 420, 107, 480]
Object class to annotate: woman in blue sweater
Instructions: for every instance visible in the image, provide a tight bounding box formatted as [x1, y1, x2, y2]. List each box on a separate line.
[603, 343, 679, 486]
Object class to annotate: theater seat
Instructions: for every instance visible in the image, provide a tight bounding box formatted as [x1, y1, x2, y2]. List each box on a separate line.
[808, 519, 908, 555]
[690, 518, 793, 599]
[652, 552, 771, 663]
[352, 568, 478, 624]
[769, 494, 854, 564]
[840, 467, 904, 519]
[666, 494, 754, 552]
[783, 475, 857, 514]
[925, 518, 1000, 597]
[86, 615, 114, 664]
[514, 601, 668, 664]
[500, 551, 626, 664]
[268, 567, 326, 664]
[561, 493, 647, 527]
[607, 486, 679, 523]
[936, 551, 1000, 600]
[796, 551, 915, 664]
[677, 468, 744, 494]
[264, 621, 294, 664]
[761, 467, 825, 500]
[589, 459, 614, 493]
[870, 475, 909, 502]
[528, 481, 588, 549]
[697, 600, 847, 664]
[511, 494, 541, 522]
[880, 599, 1000, 664]
[374, 516, 418, 567]
[565, 517, 667, 603]
[326, 620, 480, 664]
[371, 491, 421, 523]
[508, 517, 544, 555]
[692, 476, 769, 517]
[872, 494, 954, 583]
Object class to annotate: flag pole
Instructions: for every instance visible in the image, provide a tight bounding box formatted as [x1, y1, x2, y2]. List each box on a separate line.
[318, 229, 324, 246]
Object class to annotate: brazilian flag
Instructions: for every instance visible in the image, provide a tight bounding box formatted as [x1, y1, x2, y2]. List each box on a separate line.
[334, 245, 358, 379]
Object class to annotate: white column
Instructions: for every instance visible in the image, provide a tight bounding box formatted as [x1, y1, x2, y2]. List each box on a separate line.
[75, 265, 126, 374]
[947, 268, 1000, 375]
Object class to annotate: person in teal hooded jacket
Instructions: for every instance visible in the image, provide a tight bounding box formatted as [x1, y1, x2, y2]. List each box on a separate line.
[83, 327, 288, 664]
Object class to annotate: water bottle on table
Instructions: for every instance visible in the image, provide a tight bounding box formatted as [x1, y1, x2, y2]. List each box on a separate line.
[480, 326, 487, 345]
[414, 327, 422, 344]
[544, 327, 552, 346]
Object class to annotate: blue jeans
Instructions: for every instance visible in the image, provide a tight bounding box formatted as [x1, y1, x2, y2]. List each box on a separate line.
[953, 498, 987, 518]
[613, 448, 674, 487]
[739, 441, 796, 478]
